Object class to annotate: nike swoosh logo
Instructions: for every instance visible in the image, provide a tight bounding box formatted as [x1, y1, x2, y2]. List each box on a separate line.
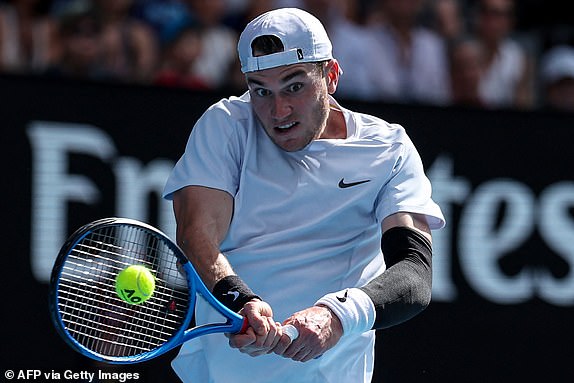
[336, 289, 349, 303]
[338, 178, 371, 188]
[223, 291, 240, 301]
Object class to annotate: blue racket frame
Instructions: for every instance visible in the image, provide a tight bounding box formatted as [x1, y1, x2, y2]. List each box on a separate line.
[49, 218, 248, 364]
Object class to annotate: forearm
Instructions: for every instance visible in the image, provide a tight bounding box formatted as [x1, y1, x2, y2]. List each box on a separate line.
[359, 234, 432, 329]
[316, 224, 433, 334]
[173, 186, 235, 290]
[177, 224, 235, 291]
[362, 225, 432, 329]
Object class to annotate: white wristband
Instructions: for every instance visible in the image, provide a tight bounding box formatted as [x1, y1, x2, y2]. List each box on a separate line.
[315, 288, 376, 336]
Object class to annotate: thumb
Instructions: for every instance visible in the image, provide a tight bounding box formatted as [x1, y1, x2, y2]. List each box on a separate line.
[229, 327, 256, 348]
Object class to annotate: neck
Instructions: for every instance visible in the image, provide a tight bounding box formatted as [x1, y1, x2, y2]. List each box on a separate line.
[320, 106, 347, 139]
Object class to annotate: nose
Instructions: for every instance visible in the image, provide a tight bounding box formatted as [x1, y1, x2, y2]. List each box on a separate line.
[271, 94, 291, 121]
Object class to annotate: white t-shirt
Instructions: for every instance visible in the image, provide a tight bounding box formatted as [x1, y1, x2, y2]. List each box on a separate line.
[163, 92, 445, 383]
[479, 39, 526, 107]
[337, 24, 450, 104]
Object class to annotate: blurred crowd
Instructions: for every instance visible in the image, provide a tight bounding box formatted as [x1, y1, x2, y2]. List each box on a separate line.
[1, 0, 573, 112]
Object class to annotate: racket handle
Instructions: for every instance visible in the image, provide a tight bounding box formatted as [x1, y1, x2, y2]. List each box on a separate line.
[238, 318, 298, 341]
[240, 317, 249, 333]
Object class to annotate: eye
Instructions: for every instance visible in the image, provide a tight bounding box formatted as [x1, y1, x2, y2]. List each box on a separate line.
[287, 83, 303, 93]
[253, 88, 271, 97]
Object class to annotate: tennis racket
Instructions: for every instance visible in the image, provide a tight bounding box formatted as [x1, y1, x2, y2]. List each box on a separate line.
[49, 217, 298, 364]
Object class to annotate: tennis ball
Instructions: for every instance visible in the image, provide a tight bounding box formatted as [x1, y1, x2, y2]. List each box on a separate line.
[115, 265, 155, 305]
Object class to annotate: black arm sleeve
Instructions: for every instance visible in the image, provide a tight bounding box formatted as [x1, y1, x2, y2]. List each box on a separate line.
[359, 226, 433, 330]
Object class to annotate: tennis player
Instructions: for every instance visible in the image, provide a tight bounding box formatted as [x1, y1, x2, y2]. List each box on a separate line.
[163, 7, 445, 383]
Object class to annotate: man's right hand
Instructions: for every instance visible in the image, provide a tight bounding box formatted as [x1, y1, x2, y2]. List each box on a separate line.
[228, 299, 284, 356]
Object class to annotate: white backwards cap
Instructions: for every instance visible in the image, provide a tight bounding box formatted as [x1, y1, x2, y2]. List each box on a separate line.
[238, 8, 333, 73]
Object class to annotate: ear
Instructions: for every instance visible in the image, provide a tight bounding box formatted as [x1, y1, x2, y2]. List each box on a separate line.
[326, 59, 342, 94]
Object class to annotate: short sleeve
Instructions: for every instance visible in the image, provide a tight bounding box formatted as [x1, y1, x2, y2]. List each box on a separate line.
[163, 104, 244, 200]
[375, 132, 445, 230]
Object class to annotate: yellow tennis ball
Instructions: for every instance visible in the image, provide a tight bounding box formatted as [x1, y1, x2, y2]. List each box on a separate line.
[115, 265, 155, 305]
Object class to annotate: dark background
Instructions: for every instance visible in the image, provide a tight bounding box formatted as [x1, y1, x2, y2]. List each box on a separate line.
[1, 73, 573, 382]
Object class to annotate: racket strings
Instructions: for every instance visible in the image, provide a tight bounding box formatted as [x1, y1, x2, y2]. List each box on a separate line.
[56, 225, 192, 358]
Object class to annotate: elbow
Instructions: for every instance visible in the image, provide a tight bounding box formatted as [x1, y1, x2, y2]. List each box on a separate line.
[411, 277, 432, 314]
[378, 280, 432, 329]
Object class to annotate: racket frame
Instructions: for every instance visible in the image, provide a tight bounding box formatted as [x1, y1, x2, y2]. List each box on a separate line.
[49, 217, 248, 364]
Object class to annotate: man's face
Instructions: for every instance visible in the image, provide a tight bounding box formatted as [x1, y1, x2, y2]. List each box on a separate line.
[246, 62, 331, 152]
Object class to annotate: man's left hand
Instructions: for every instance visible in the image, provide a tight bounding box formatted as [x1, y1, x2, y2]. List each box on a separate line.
[272, 305, 343, 362]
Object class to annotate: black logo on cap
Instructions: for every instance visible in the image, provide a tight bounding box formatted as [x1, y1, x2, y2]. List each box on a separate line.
[297, 48, 304, 60]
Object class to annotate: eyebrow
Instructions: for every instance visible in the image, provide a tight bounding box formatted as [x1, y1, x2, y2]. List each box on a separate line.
[247, 69, 308, 87]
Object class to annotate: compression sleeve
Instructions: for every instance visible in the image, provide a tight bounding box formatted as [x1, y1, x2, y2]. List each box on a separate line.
[315, 226, 433, 334]
[360, 226, 433, 329]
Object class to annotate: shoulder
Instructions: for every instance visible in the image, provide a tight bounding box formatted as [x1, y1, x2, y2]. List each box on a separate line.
[415, 27, 444, 43]
[500, 39, 527, 63]
[204, 92, 252, 123]
[414, 27, 447, 54]
[202, 26, 238, 46]
[348, 109, 410, 145]
[194, 92, 254, 139]
[501, 39, 525, 54]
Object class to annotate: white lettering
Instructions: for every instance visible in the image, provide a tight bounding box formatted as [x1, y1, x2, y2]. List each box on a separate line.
[26, 122, 574, 306]
[537, 182, 574, 305]
[27, 122, 116, 282]
[28, 122, 175, 283]
[427, 155, 471, 301]
[114, 157, 176, 239]
[459, 180, 536, 303]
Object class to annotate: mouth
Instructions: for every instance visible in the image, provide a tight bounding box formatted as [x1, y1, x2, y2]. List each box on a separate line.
[274, 121, 298, 133]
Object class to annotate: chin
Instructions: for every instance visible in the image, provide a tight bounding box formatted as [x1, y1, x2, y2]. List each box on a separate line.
[274, 138, 307, 152]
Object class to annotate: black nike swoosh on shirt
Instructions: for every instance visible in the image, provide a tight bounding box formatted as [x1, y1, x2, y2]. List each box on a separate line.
[338, 178, 371, 188]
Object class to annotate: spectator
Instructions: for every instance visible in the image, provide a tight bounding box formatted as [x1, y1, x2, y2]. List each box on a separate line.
[539, 45, 574, 112]
[295, 0, 388, 102]
[44, 6, 113, 80]
[472, 0, 534, 108]
[93, 0, 159, 82]
[428, 0, 465, 41]
[222, 0, 278, 93]
[365, 0, 451, 105]
[131, 0, 194, 46]
[224, 0, 277, 34]
[184, 0, 238, 89]
[448, 35, 487, 107]
[0, 0, 58, 73]
[154, 23, 211, 90]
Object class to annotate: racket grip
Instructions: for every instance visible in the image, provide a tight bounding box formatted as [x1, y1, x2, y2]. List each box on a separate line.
[240, 317, 249, 333]
[237, 319, 298, 342]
